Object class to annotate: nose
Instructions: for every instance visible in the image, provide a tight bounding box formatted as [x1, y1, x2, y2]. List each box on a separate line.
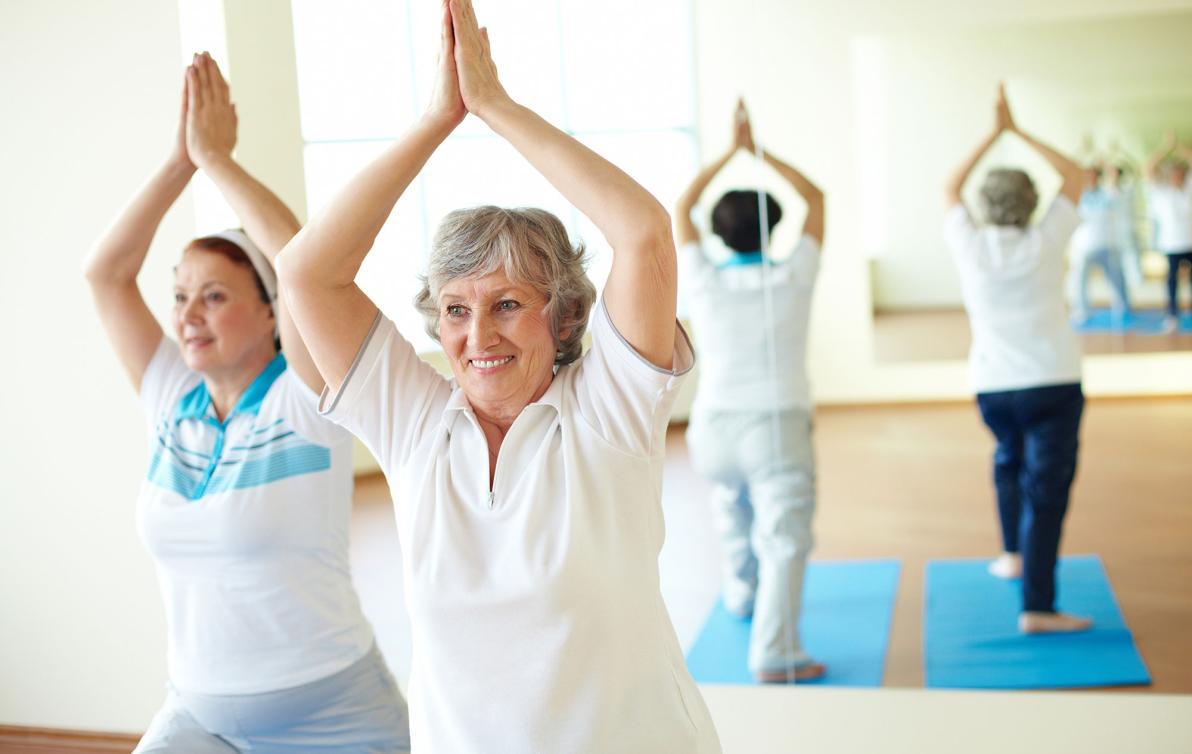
[467, 310, 500, 351]
[180, 295, 204, 325]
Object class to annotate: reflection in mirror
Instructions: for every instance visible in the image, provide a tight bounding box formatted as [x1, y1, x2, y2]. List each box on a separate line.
[675, 100, 827, 683]
[860, 11, 1192, 362]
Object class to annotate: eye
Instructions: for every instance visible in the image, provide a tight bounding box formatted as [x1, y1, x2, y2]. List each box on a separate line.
[205, 291, 225, 304]
[174, 292, 186, 305]
[445, 304, 467, 318]
[496, 299, 520, 312]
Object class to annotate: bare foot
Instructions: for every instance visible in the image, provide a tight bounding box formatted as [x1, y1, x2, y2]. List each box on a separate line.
[988, 552, 1022, 579]
[755, 662, 827, 683]
[1019, 611, 1093, 634]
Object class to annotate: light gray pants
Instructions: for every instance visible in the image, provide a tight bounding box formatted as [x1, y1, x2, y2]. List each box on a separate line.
[687, 407, 816, 675]
[133, 643, 411, 753]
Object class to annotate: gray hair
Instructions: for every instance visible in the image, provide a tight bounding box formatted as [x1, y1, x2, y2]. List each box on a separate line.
[979, 168, 1039, 228]
[414, 206, 597, 365]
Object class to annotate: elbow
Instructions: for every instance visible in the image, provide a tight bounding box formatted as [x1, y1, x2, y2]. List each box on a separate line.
[274, 236, 313, 290]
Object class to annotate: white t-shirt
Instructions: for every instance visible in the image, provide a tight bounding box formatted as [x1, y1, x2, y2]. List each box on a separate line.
[1072, 186, 1134, 256]
[321, 301, 721, 754]
[944, 197, 1083, 394]
[138, 339, 373, 694]
[681, 236, 821, 411]
[1146, 174, 1192, 253]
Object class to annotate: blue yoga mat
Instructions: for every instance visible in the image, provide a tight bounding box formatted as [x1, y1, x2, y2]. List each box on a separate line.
[924, 555, 1150, 689]
[685, 559, 900, 686]
[1073, 308, 1192, 334]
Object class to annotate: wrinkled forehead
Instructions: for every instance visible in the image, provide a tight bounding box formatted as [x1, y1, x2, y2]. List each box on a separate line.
[438, 270, 543, 302]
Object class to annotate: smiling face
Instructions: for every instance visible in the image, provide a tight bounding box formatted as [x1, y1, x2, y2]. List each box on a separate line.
[172, 248, 276, 379]
[437, 270, 558, 424]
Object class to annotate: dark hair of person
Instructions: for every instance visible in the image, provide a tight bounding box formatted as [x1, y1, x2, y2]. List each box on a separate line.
[711, 190, 783, 253]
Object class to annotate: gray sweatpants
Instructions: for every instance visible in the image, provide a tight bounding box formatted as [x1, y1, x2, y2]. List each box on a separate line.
[133, 643, 411, 753]
[687, 407, 816, 675]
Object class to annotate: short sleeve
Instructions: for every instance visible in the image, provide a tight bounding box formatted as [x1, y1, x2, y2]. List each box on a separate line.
[138, 337, 199, 431]
[268, 369, 352, 447]
[572, 299, 695, 457]
[1038, 195, 1081, 251]
[318, 313, 452, 473]
[783, 234, 821, 287]
[943, 203, 978, 257]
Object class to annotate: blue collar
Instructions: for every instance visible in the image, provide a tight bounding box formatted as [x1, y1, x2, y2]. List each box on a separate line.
[173, 352, 288, 425]
[717, 250, 764, 268]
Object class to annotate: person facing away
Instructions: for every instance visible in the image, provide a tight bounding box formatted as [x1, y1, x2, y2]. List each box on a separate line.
[942, 82, 1092, 635]
[1143, 131, 1192, 331]
[674, 99, 827, 682]
[84, 53, 409, 753]
[277, 1, 722, 751]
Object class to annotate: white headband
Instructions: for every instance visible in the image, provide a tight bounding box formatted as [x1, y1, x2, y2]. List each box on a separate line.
[206, 229, 277, 313]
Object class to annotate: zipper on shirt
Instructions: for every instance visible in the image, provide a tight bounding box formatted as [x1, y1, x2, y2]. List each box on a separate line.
[487, 490, 494, 509]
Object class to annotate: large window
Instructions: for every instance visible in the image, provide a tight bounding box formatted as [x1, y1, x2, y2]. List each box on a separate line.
[291, 0, 698, 350]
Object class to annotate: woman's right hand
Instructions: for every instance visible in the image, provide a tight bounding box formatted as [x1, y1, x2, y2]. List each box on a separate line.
[185, 52, 238, 171]
[733, 98, 755, 153]
[169, 69, 195, 170]
[449, 0, 511, 120]
[995, 82, 1016, 134]
[425, 0, 467, 130]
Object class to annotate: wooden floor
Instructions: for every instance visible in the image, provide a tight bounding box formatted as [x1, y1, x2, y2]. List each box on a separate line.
[873, 308, 1192, 362]
[352, 396, 1192, 694]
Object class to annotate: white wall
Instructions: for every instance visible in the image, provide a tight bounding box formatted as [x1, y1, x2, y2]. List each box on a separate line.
[0, 0, 189, 732]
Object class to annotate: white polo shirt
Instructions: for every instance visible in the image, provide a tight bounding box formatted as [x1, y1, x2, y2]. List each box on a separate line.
[321, 301, 721, 754]
[681, 235, 820, 412]
[138, 339, 373, 694]
[1073, 186, 1134, 255]
[1146, 174, 1192, 253]
[944, 197, 1083, 394]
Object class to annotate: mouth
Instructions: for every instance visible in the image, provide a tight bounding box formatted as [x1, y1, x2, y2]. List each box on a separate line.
[469, 355, 514, 372]
[185, 336, 214, 350]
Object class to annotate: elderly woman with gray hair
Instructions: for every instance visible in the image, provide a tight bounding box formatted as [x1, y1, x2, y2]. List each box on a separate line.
[278, 0, 721, 751]
[943, 84, 1092, 635]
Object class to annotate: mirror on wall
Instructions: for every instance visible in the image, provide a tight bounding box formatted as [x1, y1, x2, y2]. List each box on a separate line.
[856, 10, 1192, 363]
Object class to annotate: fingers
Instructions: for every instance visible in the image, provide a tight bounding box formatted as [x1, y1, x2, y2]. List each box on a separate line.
[186, 63, 200, 112]
[204, 53, 231, 105]
[179, 66, 189, 119]
[193, 52, 212, 103]
[480, 27, 490, 56]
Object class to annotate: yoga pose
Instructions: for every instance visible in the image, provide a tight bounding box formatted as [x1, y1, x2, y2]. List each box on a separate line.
[1144, 131, 1192, 330]
[943, 84, 1091, 634]
[674, 100, 826, 682]
[278, 1, 720, 750]
[1069, 162, 1133, 324]
[85, 54, 410, 753]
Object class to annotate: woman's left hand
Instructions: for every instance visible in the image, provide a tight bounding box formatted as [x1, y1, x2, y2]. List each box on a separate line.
[449, 0, 510, 119]
[186, 52, 237, 170]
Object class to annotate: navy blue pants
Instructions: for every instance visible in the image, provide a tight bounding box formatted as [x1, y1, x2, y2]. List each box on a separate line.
[976, 383, 1084, 613]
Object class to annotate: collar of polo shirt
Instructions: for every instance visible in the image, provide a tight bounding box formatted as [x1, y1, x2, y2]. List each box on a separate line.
[174, 352, 289, 427]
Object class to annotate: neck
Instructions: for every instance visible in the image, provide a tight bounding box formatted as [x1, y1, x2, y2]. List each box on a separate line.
[203, 349, 276, 422]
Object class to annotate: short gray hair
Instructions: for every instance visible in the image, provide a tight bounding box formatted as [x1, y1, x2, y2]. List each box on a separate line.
[979, 168, 1038, 228]
[414, 206, 597, 365]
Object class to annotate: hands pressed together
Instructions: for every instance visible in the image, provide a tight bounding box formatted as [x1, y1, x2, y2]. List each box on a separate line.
[426, 0, 512, 130]
[733, 98, 756, 154]
[994, 82, 1017, 135]
[170, 51, 237, 172]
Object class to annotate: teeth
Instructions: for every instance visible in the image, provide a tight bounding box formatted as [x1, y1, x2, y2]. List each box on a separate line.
[472, 356, 512, 369]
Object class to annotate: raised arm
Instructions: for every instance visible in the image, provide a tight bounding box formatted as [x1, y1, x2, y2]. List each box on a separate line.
[674, 100, 752, 246]
[759, 128, 825, 247]
[278, 2, 466, 394]
[450, 0, 676, 369]
[1144, 131, 1177, 182]
[1005, 86, 1084, 205]
[83, 71, 193, 391]
[184, 53, 326, 392]
[945, 88, 1007, 210]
